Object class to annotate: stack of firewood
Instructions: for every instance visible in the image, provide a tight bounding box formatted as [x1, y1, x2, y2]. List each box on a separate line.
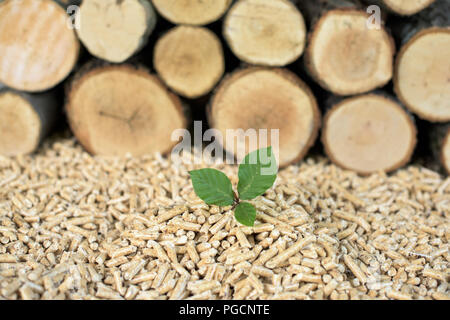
[0, 0, 448, 175]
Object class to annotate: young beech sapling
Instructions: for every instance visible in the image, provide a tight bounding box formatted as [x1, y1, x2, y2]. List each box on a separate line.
[189, 147, 278, 226]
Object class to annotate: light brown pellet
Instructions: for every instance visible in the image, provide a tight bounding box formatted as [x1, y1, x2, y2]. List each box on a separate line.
[105, 256, 128, 268]
[110, 246, 137, 259]
[157, 206, 187, 223]
[386, 289, 412, 300]
[343, 255, 367, 284]
[170, 274, 190, 300]
[266, 235, 315, 268]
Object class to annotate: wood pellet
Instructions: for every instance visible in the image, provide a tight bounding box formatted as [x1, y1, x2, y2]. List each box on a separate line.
[0, 138, 448, 300]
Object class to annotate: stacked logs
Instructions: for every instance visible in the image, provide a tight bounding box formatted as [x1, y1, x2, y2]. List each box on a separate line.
[0, 0, 77, 155]
[213, 0, 316, 168]
[0, 0, 448, 175]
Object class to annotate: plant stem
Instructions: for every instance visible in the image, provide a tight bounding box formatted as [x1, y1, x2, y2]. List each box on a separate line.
[231, 190, 240, 210]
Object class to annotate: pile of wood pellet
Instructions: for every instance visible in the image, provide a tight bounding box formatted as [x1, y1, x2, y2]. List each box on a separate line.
[0, 137, 448, 300]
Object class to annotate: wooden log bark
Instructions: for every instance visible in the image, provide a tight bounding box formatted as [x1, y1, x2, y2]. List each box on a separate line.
[393, 1, 450, 122]
[294, 0, 361, 25]
[152, 0, 232, 26]
[76, 0, 157, 63]
[153, 26, 225, 99]
[297, 0, 395, 96]
[0, 0, 79, 92]
[430, 124, 450, 175]
[362, 0, 436, 16]
[223, 0, 307, 67]
[390, 0, 450, 45]
[208, 67, 321, 167]
[54, 0, 82, 8]
[0, 89, 59, 156]
[65, 63, 187, 156]
[322, 93, 417, 174]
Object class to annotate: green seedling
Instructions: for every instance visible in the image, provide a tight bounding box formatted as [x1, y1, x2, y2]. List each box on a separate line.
[189, 147, 278, 226]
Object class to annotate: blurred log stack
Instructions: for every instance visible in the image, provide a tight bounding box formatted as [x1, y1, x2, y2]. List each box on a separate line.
[0, 0, 447, 175]
[391, 0, 450, 174]
[215, 0, 320, 168]
[0, 0, 78, 156]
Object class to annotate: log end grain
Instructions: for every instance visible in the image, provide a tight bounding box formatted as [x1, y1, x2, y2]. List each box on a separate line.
[152, 0, 232, 26]
[224, 0, 306, 67]
[0, 0, 79, 92]
[76, 0, 157, 63]
[66, 65, 187, 156]
[0, 91, 41, 156]
[208, 68, 320, 168]
[305, 9, 395, 96]
[382, 0, 436, 16]
[322, 94, 417, 174]
[154, 26, 224, 99]
[394, 27, 450, 122]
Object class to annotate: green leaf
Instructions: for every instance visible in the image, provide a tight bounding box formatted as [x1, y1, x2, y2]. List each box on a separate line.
[234, 202, 257, 227]
[189, 168, 234, 206]
[237, 147, 278, 200]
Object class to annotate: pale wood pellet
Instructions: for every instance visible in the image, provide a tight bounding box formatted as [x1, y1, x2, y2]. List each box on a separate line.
[0, 138, 448, 300]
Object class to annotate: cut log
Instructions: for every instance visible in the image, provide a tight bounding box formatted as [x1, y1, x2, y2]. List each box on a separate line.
[363, 0, 436, 16]
[151, 0, 232, 26]
[76, 0, 157, 63]
[153, 26, 225, 99]
[392, 2, 450, 122]
[322, 93, 417, 174]
[208, 67, 320, 167]
[299, 1, 395, 95]
[430, 124, 450, 175]
[394, 28, 450, 122]
[0, 0, 79, 92]
[304, 8, 395, 96]
[223, 0, 307, 66]
[0, 89, 59, 156]
[66, 64, 187, 156]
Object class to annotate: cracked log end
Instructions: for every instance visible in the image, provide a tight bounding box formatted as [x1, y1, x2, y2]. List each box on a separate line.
[0, 0, 79, 92]
[224, 0, 307, 67]
[394, 28, 450, 122]
[152, 0, 232, 26]
[76, 0, 156, 63]
[382, 0, 436, 16]
[0, 92, 41, 156]
[322, 94, 417, 174]
[154, 26, 224, 99]
[305, 9, 394, 96]
[66, 65, 187, 156]
[208, 68, 320, 168]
